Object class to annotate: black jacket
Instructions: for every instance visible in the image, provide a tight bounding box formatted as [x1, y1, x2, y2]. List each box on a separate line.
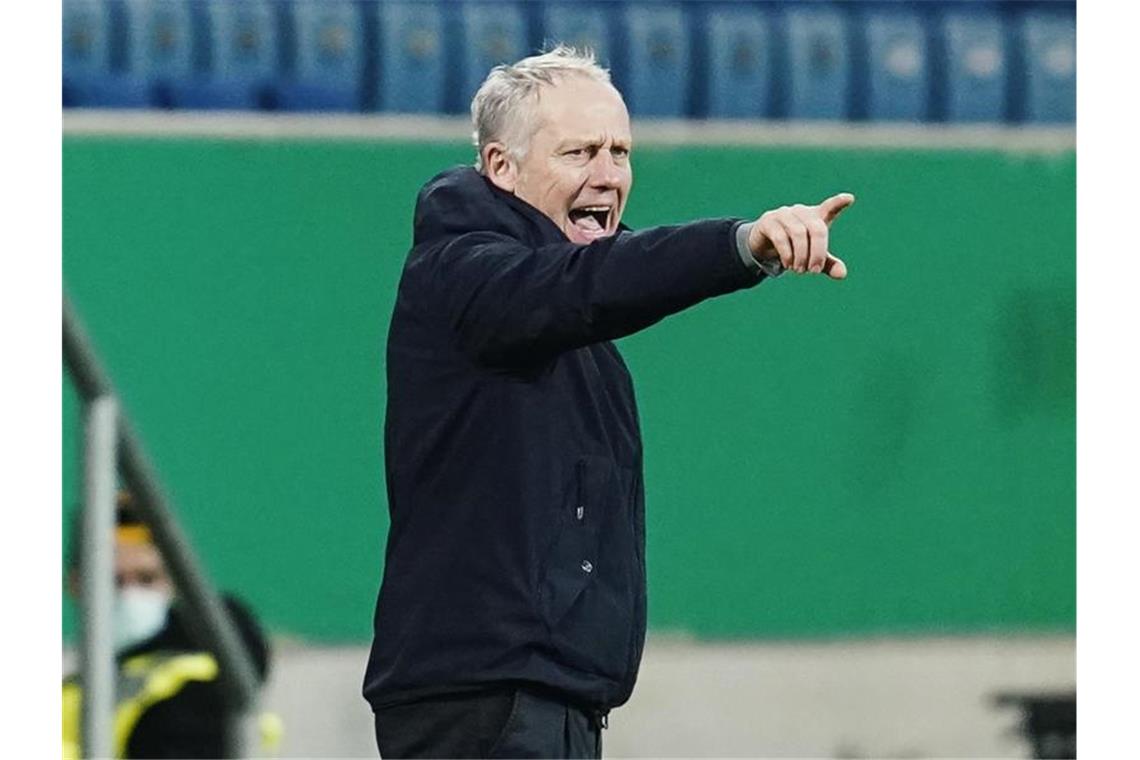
[363, 166, 767, 711]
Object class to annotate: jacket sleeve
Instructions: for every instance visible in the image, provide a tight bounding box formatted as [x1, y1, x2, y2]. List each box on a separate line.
[420, 218, 765, 366]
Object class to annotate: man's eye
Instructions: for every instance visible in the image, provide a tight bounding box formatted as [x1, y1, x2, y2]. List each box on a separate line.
[613, 148, 630, 158]
[565, 148, 586, 157]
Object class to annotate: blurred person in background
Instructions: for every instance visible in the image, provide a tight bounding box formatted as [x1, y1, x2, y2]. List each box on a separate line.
[364, 45, 854, 758]
[63, 490, 279, 759]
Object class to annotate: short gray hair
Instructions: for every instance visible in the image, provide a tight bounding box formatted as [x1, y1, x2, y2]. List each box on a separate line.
[471, 45, 612, 171]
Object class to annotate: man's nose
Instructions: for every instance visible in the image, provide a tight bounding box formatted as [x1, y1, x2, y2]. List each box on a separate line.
[588, 150, 624, 188]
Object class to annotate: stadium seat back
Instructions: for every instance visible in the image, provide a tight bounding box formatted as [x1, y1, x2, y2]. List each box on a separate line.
[279, 0, 365, 111]
[173, 0, 279, 109]
[64, 0, 154, 106]
[124, 0, 196, 80]
[542, 3, 612, 68]
[64, 0, 113, 81]
[1019, 11, 1076, 123]
[783, 6, 850, 120]
[206, 0, 277, 81]
[458, 2, 529, 109]
[622, 3, 689, 117]
[378, 1, 446, 113]
[941, 10, 1007, 123]
[863, 8, 929, 121]
[705, 5, 774, 119]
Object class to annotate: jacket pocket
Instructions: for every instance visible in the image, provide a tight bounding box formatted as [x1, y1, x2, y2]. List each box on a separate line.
[537, 456, 638, 680]
[538, 458, 604, 629]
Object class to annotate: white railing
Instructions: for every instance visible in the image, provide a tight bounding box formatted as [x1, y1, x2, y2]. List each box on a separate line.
[64, 295, 260, 758]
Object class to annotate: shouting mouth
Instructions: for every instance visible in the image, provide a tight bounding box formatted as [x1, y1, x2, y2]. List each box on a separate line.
[567, 205, 613, 242]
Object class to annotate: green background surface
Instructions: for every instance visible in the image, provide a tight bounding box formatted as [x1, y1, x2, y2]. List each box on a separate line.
[63, 138, 1075, 642]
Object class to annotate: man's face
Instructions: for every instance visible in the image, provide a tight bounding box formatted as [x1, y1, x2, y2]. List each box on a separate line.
[508, 76, 633, 244]
[114, 537, 173, 595]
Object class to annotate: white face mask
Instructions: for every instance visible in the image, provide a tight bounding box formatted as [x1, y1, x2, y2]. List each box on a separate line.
[113, 586, 171, 652]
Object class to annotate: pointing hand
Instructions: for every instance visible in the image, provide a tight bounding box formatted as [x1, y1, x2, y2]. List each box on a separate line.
[747, 193, 855, 279]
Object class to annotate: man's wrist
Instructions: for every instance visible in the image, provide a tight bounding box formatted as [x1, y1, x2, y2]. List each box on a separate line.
[734, 221, 784, 278]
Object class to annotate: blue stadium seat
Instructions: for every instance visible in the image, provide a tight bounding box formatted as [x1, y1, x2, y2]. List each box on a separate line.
[1018, 10, 1076, 123]
[122, 0, 198, 109]
[174, 0, 279, 110]
[64, 0, 151, 107]
[940, 10, 1007, 123]
[542, 3, 612, 68]
[862, 8, 929, 121]
[783, 5, 850, 120]
[63, 0, 111, 86]
[458, 2, 530, 109]
[378, 1, 446, 113]
[704, 5, 774, 119]
[278, 0, 365, 112]
[623, 3, 689, 117]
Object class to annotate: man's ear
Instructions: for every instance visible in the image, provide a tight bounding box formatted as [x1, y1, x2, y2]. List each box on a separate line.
[481, 142, 518, 193]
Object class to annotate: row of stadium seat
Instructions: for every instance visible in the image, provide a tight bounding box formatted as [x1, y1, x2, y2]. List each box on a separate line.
[63, 0, 1076, 123]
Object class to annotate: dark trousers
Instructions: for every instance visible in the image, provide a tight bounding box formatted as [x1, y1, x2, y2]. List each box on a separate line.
[373, 685, 604, 759]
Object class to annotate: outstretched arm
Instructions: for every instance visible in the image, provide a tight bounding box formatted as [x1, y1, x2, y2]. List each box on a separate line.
[419, 193, 856, 366]
[424, 218, 760, 366]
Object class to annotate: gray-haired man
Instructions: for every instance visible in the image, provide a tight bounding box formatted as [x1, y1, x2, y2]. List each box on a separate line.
[364, 46, 854, 758]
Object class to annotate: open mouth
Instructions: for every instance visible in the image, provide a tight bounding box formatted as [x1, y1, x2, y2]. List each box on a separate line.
[568, 205, 612, 238]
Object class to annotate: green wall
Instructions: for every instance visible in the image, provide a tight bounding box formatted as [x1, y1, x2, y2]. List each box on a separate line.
[63, 137, 1075, 642]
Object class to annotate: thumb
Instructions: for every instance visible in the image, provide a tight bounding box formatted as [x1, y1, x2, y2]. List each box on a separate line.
[817, 192, 855, 225]
[822, 253, 847, 280]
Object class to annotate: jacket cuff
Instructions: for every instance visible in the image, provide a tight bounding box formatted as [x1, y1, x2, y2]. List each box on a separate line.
[734, 221, 785, 279]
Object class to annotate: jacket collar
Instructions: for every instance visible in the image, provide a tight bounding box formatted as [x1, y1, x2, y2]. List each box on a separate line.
[412, 166, 566, 248]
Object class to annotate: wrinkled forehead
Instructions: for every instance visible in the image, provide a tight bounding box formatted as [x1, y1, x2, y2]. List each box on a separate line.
[528, 76, 632, 146]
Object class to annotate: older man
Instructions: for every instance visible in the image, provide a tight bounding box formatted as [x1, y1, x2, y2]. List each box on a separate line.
[364, 46, 853, 758]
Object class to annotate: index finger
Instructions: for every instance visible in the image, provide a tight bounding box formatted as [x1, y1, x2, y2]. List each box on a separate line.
[816, 193, 855, 225]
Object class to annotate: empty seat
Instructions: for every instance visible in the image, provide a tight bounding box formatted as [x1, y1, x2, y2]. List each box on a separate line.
[63, 0, 111, 85]
[177, 0, 279, 109]
[783, 5, 850, 120]
[541, 2, 612, 68]
[378, 1, 446, 113]
[940, 10, 1007, 123]
[63, 0, 151, 107]
[458, 1, 529, 109]
[863, 8, 929, 121]
[623, 3, 689, 117]
[122, 0, 197, 108]
[278, 0, 365, 112]
[704, 5, 774, 119]
[1018, 10, 1075, 123]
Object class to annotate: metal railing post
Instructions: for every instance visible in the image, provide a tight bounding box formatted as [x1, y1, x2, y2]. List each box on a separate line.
[80, 397, 118, 760]
[65, 295, 260, 757]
